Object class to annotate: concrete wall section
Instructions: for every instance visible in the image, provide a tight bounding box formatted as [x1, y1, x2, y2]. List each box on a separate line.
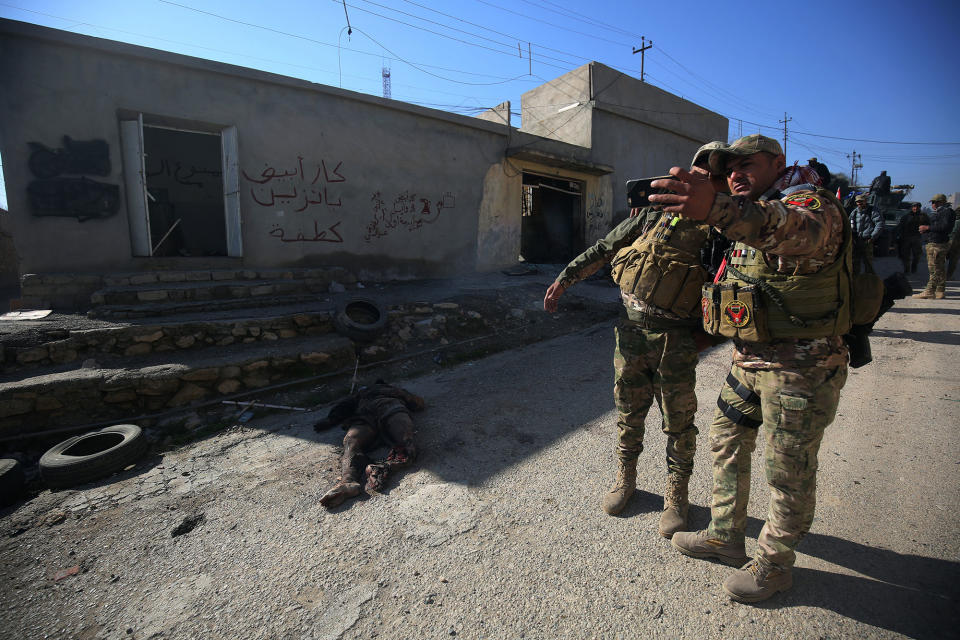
[590, 110, 710, 223]
[519, 64, 592, 147]
[589, 64, 728, 145]
[0, 20, 510, 281]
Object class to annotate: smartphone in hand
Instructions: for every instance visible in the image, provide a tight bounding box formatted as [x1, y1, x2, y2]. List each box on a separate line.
[626, 175, 672, 209]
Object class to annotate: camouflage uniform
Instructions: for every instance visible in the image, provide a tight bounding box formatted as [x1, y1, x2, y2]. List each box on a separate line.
[701, 177, 850, 569]
[554, 212, 700, 474]
[920, 201, 957, 296]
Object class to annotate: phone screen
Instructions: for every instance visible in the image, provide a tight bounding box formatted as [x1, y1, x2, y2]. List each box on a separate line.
[626, 175, 672, 209]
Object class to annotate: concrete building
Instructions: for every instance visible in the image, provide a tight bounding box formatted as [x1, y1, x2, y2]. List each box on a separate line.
[0, 19, 726, 309]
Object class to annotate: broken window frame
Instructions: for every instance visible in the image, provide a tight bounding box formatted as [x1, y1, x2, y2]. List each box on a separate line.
[119, 113, 241, 257]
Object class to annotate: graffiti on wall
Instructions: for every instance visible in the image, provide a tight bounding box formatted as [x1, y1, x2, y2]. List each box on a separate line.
[586, 192, 606, 238]
[243, 156, 344, 212]
[365, 190, 455, 242]
[26, 136, 119, 222]
[147, 159, 222, 188]
[268, 220, 343, 243]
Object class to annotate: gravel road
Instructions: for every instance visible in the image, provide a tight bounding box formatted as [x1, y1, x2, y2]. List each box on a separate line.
[1, 268, 958, 640]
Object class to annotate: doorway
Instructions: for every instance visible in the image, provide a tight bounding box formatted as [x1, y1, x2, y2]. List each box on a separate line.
[142, 127, 226, 257]
[520, 172, 584, 263]
[120, 116, 241, 258]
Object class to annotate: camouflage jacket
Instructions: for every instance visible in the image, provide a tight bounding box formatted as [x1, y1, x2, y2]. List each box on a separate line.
[554, 208, 691, 322]
[707, 180, 849, 369]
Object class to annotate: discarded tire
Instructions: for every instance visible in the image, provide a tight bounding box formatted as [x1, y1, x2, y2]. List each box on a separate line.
[333, 297, 388, 342]
[0, 458, 25, 506]
[39, 424, 147, 489]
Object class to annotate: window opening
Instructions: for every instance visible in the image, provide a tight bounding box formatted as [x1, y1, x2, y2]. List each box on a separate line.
[520, 171, 584, 263]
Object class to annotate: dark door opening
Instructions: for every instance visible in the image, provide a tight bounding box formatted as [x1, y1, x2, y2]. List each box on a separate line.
[520, 172, 583, 263]
[143, 127, 226, 257]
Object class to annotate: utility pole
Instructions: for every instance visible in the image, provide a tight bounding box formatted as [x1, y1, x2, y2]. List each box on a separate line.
[846, 149, 862, 187]
[632, 36, 653, 82]
[779, 112, 792, 157]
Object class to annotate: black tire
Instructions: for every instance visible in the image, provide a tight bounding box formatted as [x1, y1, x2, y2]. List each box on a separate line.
[39, 424, 147, 489]
[0, 459, 26, 507]
[333, 297, 388, 342]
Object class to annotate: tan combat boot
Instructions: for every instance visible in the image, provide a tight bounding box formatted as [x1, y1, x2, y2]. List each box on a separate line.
[722, 557, 793, 603]
[913, 290, 935, 299]
[671, 529, 749, 566]
[935, 289, 946, 299]
[658, 473, 689, 538]
[601, 460, 637, 515]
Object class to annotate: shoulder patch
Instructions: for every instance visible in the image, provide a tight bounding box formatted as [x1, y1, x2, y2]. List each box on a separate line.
[783, 194, 822, 210]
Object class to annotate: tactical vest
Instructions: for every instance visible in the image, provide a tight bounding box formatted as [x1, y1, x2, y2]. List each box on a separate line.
[701, 188, 857, 342]
[609, 213, 710, 319]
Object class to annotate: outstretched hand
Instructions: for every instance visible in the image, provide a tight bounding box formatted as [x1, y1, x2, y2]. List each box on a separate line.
[648, 167, 717, 220]
[543, 281, 566, 313]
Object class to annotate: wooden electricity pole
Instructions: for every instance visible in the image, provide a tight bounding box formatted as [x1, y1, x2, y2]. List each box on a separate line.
[632, 37, 653, 82]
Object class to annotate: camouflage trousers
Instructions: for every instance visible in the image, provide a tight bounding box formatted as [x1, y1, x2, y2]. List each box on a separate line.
[923, 242, 949, 292]
[613, 321, 698, 475]
[706, 363, 847, 568]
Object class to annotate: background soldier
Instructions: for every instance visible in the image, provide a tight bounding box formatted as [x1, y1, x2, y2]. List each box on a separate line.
[806, 157, 831, 189]
[914, 194, 956, 299]
[849, 194, 883, 274]
[869, 170, 891, 206]
[894, 202, 928, 274]
[945, 210, 960, 280]
[543, 141, 729, 538]
[650, 134, 852, 603]
[314, 380, 425, 508]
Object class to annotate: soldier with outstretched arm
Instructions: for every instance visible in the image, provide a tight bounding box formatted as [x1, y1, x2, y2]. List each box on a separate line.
[544, 141, 729, 539]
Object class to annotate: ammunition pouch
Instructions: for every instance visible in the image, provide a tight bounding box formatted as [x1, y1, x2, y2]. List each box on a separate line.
[700, 282, 770, 342]
[611, 242, 707, 319]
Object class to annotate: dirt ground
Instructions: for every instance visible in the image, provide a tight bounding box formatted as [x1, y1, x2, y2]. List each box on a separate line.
[0, 258, 957, 639]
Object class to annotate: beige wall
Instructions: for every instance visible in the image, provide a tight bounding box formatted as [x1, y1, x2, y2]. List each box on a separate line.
[0, 21, 726, 287]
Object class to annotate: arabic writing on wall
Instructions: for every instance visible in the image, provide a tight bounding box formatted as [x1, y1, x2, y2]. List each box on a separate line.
[365, 191, 455, 242]
[586, 192, 606, 238]
[147, 159, 222, 188]
[268, 220, 343, 244]
[243, 156, 345, 212]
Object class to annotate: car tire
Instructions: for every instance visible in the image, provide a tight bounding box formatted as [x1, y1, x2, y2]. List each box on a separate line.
[0, 458, 26, 507]
[332, 297, 389, 343]
[39, 424, 147, 490]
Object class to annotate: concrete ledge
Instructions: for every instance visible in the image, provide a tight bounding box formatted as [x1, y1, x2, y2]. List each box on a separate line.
[0, 333, 356, 437]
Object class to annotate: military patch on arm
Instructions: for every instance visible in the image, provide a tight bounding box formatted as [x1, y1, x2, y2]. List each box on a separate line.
[783, 194, 821, 210]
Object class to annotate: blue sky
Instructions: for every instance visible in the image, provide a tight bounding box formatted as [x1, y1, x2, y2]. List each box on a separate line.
[2, 0, 959, 204]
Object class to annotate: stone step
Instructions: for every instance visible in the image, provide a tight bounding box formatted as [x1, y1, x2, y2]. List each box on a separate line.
[90, 278, 340, 308]
[87, 292, 336, 319]
[4, 309, 337, 375]
[0, 332, 357, 437]
[19, 266, 359, 311]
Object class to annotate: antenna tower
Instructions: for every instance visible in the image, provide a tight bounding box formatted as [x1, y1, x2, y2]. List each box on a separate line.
[382, 64, 391, 99]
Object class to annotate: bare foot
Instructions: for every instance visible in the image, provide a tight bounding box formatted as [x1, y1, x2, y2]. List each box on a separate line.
[319, 481, 361, 508]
